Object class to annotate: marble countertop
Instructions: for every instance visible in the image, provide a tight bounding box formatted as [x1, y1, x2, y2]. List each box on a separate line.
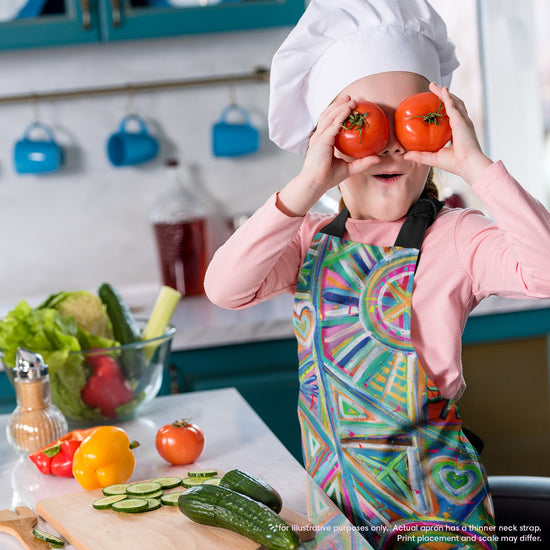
[152, 292, 550, 352]
[2, 286, 550, 354]
[0, 388, 373, 550]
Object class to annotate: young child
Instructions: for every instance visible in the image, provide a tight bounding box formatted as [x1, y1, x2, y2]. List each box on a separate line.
[205, 0, 550, 547]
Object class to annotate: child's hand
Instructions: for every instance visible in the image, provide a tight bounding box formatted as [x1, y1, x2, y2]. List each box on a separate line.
[277, 96, 381, 216]
[404, 83, 492, 185]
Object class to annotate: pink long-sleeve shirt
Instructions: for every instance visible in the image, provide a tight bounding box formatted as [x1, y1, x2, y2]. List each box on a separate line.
[204, 161, 550, 399]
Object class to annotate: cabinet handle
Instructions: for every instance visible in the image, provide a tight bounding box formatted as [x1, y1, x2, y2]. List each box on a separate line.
[109, 0, 122, 28]
[79, 0, 91, 30]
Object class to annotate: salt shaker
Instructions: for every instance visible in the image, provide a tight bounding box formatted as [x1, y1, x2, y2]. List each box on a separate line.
[6, 348, 68, 453]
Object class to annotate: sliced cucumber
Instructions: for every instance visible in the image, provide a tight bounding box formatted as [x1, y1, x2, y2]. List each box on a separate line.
[203, 478, 221, 485]
[92, 494, 128, 510]
[187, 469, 218, 478]
[102, 483, 130, 496]
[142, 489, 164, 500]
[144, 498, 162, 512]
[160, 491, 186, 506]
[32, 528, 65, 547]
[182, 476, 215, 488]
[126, 481, 163, 496]
[112, 498, 149, 513]
[150, 476, 182, 489]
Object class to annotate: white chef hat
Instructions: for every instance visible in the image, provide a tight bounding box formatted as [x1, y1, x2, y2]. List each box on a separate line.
[268, 0, 459, 155]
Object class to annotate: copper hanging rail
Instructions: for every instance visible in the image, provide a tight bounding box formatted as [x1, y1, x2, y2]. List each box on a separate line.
[0, 66, 270, 106]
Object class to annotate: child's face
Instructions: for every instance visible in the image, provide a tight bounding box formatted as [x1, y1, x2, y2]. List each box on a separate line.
[336, 71, 432, 221]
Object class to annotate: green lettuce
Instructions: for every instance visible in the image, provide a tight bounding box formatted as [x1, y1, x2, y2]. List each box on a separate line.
[0, 300, 120, 420]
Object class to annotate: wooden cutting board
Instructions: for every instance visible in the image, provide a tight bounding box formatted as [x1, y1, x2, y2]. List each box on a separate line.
[36, 475, 315, 550]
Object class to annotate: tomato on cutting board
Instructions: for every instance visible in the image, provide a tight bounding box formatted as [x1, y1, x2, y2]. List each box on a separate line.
[155, 420, 205, 465]
[394, 91, 452, 152]
[334, 101, 390, 159]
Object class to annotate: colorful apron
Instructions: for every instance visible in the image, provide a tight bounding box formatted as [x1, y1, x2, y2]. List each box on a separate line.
[293, 199, 496, 549]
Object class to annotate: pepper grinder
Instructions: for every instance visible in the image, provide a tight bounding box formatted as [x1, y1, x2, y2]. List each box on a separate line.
[6, 348, 68, 453]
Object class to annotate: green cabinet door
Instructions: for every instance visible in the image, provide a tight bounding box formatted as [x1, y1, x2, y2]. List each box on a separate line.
[0, 1, 99, 51]
[99, 0, 305, 42]
[0, 0, 304, 51]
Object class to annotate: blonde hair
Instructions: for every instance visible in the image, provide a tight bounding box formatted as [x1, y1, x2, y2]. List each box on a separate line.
[338, 167, 438, 211]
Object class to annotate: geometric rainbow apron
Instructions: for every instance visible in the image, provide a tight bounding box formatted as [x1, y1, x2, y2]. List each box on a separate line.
[293, 199, 496, 549]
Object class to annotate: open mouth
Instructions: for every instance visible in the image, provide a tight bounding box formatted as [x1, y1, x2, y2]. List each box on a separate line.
[374, 173, 403, 183]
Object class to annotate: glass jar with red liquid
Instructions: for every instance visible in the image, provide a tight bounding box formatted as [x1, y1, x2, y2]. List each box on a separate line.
[151, 159, 209, 297]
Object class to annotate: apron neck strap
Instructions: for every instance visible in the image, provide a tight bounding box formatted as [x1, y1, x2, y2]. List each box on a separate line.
[394, 198, 445, 249]
[320, 198, 444, 249]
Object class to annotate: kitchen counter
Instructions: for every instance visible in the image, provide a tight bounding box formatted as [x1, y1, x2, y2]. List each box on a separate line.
[2, 286, 550, 353]
[0, 388, 373, 550]
[158, 292, 550, 351]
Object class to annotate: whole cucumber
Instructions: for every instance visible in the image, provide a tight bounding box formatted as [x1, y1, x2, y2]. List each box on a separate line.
[178, 484, 300, 550]
[220, 469, 283, 513]
[98, 282, 147, 384]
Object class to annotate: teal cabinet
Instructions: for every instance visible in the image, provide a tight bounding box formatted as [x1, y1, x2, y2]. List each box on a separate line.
[0, 0, 304, 51]
[100, 1, 305, 42]
[170, 339, 303, 463]
[0, 1, 99, 50]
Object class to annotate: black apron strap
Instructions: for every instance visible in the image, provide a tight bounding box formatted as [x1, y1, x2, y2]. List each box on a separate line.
[393, 198, 444, 249]
[320, 206, 349, 238]
[319, 198, 444, 248]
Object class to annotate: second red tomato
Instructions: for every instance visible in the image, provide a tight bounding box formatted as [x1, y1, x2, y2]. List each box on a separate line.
[334, 101, 390, 159]
[394, 92, 452, 152]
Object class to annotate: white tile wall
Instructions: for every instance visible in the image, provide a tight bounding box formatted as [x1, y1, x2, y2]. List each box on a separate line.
[0, 1, 483, 307]
[0, 29, 303, 304]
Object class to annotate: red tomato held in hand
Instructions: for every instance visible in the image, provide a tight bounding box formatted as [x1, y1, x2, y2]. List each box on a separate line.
[155, 420, 205, 465]
[334, 101, 390, 159]
[394, 92, 452, 152]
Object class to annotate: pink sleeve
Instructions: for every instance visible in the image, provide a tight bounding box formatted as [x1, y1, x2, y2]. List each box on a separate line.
[457, 161, 550, 300]
[204, 194, 307, 309]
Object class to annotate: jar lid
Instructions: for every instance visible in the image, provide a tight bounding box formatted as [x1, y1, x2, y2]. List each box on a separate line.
[14, 348, 48, 379]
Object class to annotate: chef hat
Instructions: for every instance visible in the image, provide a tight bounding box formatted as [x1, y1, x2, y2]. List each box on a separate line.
[268, 0, 459, 155]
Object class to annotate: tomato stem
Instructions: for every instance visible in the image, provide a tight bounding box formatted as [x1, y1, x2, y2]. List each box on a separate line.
[172, 419, 191, 428]
[340, 110, 370, 143]
[406, 99, 446, 126]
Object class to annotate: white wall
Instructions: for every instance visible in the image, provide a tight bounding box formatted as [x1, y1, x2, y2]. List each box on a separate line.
[0, 2, 483, 307]
[0, 28, 303, 305]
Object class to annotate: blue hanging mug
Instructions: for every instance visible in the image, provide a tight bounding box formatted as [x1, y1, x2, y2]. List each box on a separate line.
[107, 114, 159, 167]
[13, 121, 64, 175]
[212, 104, 260, 157]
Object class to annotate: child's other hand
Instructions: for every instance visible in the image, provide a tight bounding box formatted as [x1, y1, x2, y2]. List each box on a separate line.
[277, 96, 381, 216]
[404, 82, 492, 185]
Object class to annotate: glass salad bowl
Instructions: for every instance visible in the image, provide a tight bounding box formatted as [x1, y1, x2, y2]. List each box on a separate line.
[4, 320, 175, 423]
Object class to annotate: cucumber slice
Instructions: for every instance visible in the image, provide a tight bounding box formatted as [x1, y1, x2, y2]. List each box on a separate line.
[32, 528, 65, 547]
[182, 476, 215, 488]
[112, 498, 149, 513]
[144, 498, 162, 512]
[203, 478, 221, 486]
[150, 476, 182, 489]
[142, 489, 164, 500]
[93, 494, 128, 510]
[102, 483, 130, 496]
[160, 491, 185, 506]
[126, 482, 163, 496]
[187, 469, 218, 478]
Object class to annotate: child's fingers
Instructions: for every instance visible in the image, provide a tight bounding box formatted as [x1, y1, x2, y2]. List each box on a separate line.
[347, 155, 382, 175]
[315, 96, 356, 135]
[403, 150, 439, 166]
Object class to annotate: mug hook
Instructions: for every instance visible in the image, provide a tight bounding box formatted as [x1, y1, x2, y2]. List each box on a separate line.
[29, 93, 41, 123]
[228, 77, 237, 107]
[125, 84, 138, 115]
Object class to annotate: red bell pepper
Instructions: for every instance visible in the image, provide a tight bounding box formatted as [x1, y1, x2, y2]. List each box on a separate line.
[81, 354, 134, 418]
[28, 427, 96, 477]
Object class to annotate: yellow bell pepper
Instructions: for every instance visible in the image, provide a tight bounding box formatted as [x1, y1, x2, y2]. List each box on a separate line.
[72, 426, 138, 490]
